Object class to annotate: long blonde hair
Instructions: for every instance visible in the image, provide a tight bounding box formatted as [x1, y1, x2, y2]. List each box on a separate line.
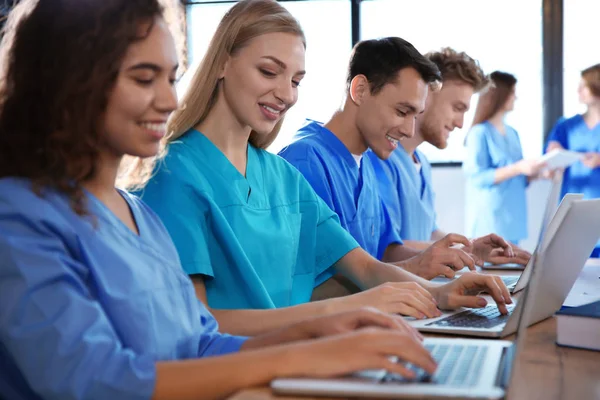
[120, 0, 305, 190]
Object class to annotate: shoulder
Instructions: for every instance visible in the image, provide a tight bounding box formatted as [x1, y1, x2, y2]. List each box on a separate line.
[0, 178, 81, 241]
[466, 123, 491, 145]
[278, 121, 329, 162]
[255, 147, 314, 183]
[559, 115, 583, 130]
[469, 123, 492, 137]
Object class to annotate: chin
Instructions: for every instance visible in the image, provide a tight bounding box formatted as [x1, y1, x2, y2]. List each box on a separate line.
[251, 121, 279, 136]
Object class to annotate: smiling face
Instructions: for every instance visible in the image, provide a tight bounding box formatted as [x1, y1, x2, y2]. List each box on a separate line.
[219, 32, 306, 135]
[354, 67, 428, 160]
[102, 17, 178, 159]
[419, 79, 475, 149]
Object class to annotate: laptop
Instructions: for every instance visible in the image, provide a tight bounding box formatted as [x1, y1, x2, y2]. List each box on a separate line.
[433, 192, 582, 292]
[499, 192, 583, 293]
[410, 198, 600, 338]
[482, 174, 564, 272]
[270, 238, 543, 400]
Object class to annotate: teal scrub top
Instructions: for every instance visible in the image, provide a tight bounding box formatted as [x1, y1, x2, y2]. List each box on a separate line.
[138, 129, 359, 310]
[463, 122, 528, 243]
[369, 147, 438, 242]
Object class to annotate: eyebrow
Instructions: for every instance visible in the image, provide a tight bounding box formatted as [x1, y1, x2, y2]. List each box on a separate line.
[397, 102, 424, 114]
[127, 62, 179, 73]
[261, 56, 306, 76]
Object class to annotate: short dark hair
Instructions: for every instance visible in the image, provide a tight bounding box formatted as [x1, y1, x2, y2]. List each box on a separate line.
[346, 37, 441, 95]
[0, 0, 164, 214]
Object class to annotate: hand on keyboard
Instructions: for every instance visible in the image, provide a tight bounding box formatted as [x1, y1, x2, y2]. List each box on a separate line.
[429, 272, 513, 314]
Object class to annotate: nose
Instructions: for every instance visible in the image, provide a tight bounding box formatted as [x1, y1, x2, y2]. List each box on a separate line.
[399, 117, 416, 139]
[455, 114, 464, 129]
[273, 79, 296, 106]
[155, 79, 178, 114]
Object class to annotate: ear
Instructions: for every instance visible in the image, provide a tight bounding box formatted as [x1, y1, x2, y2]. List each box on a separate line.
[349, 74, 369, 105]
[218, 55, 231, 80]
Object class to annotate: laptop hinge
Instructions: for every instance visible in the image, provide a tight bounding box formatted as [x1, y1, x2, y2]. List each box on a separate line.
[495, 343, 516, 388]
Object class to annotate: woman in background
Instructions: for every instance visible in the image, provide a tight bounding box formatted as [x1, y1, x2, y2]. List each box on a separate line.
[463, 71, 544, 245]
[547, 63, 600, 256]
[0, 1, 435, 399]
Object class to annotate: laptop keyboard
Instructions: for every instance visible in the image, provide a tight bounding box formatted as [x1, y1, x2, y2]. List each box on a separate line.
[426, 304, 516, 329]
[502, 276, 519, 289]
[384, 343, 488, 387]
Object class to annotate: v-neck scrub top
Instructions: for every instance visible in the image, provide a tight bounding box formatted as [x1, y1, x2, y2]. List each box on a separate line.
[463, 122, 528, 243]
[369, 147, 438, 242]
[0, 178, 245, 400]
[139, 129, 359, 310]
[278, 120, 403, 260]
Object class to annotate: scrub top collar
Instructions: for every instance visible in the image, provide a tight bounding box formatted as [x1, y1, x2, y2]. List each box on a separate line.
[184, 129, 264, 205]
[310, 121, 362, 172]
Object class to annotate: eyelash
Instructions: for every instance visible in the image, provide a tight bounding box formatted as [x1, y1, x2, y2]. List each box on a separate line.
[260, 69, 301, 88]
[135, 78, 177, 86]
[396, 110, 407, 117]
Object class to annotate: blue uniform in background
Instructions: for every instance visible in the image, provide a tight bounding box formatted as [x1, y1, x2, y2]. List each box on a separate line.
[140, 129, 358, 310]
[369, 146, 438, 242]
[278, 120, 403, 260]
[0, 178, 245, 400]
[547, 114, 600, 256]
[463, 122, 528, 244]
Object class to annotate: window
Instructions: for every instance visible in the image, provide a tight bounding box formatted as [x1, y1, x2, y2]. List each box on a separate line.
[361, 0, 543, 163]
[185, 0, 352, 153]
[563, 0, 599, 119]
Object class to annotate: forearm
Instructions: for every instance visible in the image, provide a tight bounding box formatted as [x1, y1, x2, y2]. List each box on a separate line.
[493, 164, 522, 184]
[338, 248, 431, 290]
[153, 347, 289, 400]
[381, 243, 421, 263]
[209, 301, 335, 337]
[402, 240, 432, 251]
[430, 229, 446, 241]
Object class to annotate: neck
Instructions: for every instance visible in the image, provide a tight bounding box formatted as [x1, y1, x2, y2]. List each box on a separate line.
[585, 104, 600, 125]
[195, 92, 251, 175]
[324, 99, 367, 155]
[487, 112, 505, 131]
[82, 151, 122, 204]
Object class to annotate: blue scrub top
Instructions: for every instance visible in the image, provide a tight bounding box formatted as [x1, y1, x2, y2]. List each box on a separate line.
[278, 120, 403, 260]
[0, 178, 245, 400]
[369, 147, 438, 242]
[547, 114, 600, 254]
[463, 122, 528, 243]
[547, 114, 600, 199]
[139, 129, 358, 310]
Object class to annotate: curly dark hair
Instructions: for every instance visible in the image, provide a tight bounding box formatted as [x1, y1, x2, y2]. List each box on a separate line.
[0, 0, 163, 214]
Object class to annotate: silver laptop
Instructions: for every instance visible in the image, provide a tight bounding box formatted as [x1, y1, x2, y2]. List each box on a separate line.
[410, 198, 600, 338]
[499, 192, 583, 292]
[270, 239, 543, 400]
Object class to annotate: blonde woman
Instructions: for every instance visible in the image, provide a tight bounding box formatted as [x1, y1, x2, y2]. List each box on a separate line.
[129, 0, 512, 337]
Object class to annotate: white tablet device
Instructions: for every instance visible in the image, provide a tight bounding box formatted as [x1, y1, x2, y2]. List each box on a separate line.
[539, 149, 584, 169]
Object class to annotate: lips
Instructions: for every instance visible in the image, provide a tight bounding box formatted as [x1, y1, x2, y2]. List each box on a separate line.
[139, 121, 167, 139]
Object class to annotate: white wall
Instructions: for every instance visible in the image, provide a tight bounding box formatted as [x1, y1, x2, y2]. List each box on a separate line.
[432, 167, 554, 252]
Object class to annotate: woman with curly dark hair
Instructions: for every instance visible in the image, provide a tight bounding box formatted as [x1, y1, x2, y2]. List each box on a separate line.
[0, 1, 435, 399]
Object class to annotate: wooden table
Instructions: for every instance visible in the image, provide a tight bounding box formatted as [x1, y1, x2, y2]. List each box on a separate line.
[230, 317, 600, 400]
[230, 263, 600, 400]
